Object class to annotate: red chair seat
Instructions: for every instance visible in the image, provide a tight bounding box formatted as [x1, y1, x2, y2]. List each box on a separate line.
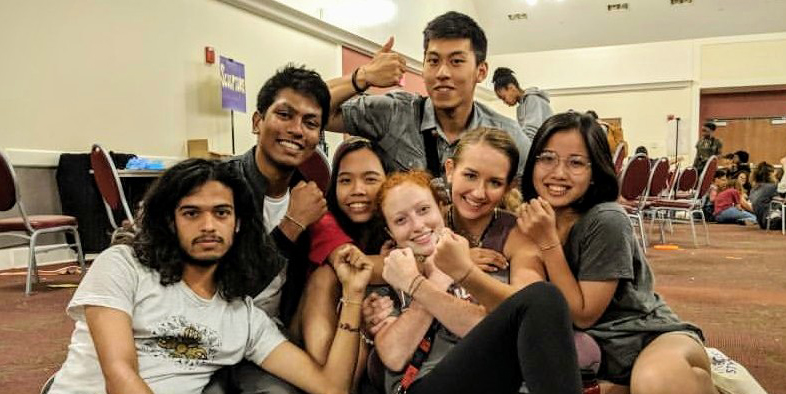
[0, 215, 78, 231]
[650, 200, 693, 209]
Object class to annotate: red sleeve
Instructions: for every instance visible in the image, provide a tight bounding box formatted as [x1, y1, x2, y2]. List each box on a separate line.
[308, 212, 353, 265]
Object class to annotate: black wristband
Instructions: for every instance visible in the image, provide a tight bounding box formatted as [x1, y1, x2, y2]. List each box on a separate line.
[351, 67, 368, 93]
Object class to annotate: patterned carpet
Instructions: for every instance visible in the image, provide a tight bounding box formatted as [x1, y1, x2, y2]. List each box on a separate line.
[1, 222, 784, 393]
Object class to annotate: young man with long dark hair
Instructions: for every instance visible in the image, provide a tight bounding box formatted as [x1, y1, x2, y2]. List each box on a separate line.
[48, 159, 372, 394]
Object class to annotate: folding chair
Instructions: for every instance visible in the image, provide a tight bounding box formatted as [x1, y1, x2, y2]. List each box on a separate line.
[649, 156, 717, 247]
[766, 196, 785, 235]
[90, 144, 135, 230]
[641, 158, 673, 243]
[0, 150, 86, 295]
[618, 153, 651, 251]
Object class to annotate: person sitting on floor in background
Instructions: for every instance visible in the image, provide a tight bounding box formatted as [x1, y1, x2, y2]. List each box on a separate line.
[492, 67, 553, 141]
[749, 161, 782, 229]
[703, 169, 728, 223]
[586, 110, 626, 160]
[732, 150, 751, 177]
[735, 170, 752, 196]
[714, 176, 757, 225]
[719, 153, 737, 174]
[326, 11, 530, 178]
[371, 170, 583, 394]
[431, 112, 716, 394]
[47, 159, 372, 394]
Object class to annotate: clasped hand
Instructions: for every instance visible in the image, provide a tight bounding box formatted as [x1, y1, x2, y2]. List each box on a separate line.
[333, 244, 373, 294]
[516, 197, 560, 250]
[287, 181, 327, 227]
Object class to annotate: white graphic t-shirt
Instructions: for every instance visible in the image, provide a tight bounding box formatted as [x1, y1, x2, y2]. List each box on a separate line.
[48, 245, 286, 394]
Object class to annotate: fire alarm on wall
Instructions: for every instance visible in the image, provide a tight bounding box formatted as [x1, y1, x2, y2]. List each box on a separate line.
[205, 46, 215, 64]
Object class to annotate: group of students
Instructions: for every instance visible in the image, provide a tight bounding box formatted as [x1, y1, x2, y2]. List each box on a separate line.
[47, 11, 720, 394]
[706, 155, 786, 228]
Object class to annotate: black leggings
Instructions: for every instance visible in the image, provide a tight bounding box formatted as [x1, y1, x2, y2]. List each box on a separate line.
[407, 282, 582, 394]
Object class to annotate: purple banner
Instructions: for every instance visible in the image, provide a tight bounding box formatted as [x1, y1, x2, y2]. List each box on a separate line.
[220, 56, 246, 112]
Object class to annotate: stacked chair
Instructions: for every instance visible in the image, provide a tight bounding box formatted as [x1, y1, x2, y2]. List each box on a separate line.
[617, 153, 651, 251]
[647, 156, 718, 247]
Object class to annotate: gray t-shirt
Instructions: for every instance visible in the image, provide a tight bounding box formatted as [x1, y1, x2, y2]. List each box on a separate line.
[750, 183, 778, 225]
[341, 90, 530, 175]
[49, 245, 287, 394]
[564, 202, 702, 383]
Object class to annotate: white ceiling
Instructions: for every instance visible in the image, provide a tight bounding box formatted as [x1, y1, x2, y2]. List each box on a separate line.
[474, 0, 786, 55]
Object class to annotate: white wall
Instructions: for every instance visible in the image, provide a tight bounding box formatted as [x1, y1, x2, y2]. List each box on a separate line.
[487, 33, 786, 160]
[0, 0, 340, 165]
[272, 0, 478, 60]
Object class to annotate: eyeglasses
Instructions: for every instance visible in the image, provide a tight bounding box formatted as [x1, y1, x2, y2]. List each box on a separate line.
[535, 151, 592, 175]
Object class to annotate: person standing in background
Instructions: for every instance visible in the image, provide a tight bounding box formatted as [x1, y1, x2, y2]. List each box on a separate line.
[587, 110, 626, 159]
[492, 67, 553, 141]
[693, 122, 722, 172]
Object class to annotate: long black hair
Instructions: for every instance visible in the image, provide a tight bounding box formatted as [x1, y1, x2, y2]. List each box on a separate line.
[132, 159, 282, 301]
[326, 137, 389, 253]
[520, 112, 619, 212]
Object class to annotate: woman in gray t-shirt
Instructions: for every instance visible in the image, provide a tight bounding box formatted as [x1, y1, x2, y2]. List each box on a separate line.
[513, 112, 713, 391]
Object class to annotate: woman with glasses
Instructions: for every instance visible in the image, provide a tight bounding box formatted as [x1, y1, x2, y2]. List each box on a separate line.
[432, 112, 715, 394]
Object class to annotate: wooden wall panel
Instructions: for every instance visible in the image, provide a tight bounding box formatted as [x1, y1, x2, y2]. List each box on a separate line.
[714, 119, 786, 164]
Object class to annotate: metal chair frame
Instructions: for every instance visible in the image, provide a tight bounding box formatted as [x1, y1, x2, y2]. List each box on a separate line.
[618, 153, 651, 251]
[0, 150, 86, 295]
[649, 156, 717, 247]
[766, 197, 785, 235]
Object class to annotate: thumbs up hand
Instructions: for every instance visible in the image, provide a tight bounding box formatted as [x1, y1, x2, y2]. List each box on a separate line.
[357, 36, 407, 89]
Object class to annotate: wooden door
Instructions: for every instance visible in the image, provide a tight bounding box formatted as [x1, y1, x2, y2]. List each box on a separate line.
[714, 119, 786, 164]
